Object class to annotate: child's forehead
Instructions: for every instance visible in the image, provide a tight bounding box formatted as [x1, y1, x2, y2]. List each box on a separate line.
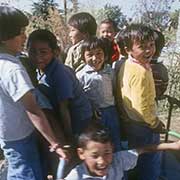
[29, 40, 50, 47]
[85, 140, 112, 150]
[99, 23, 114, 30]
[133, 38, 155, 45]
[68, 25, 78, 30]
[85, 47, 104, 53]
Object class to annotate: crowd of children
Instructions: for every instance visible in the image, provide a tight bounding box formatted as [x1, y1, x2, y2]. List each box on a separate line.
[0, 5, 179, 180]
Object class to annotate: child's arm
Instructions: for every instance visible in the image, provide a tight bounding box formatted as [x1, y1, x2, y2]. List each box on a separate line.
[21, 91, 67, 159]
[59, 100, 74, 143]
[137, 140, 180, 155]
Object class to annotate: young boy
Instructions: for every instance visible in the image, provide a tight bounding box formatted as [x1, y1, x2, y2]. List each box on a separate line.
[0, 6, 66, 180]
[64, 123, 180, 180]
[65, 12, 97, 72]
[150, 30, 168, 98]
[116, 24, 166, 180]
[98, 19, 120, 63]
[27, 29, 93, 142]
[76, 36, 121, 151]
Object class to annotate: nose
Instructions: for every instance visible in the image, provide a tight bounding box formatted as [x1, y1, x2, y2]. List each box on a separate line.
[92, 55, 97, 61]
[104, 32, 109, 37]
[97, 156, 106, 166]
[29, 50, 42, 59]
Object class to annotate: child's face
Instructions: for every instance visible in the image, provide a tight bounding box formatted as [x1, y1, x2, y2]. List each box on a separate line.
[78, 140, 113, 177]
[3, 27, 26, 55]
[127, 40, 156, 63]
[84, 48, 105, 71]
[99, 23, 115, 42]
[28, 41, 54, 71]
[68, 25, 86, 45]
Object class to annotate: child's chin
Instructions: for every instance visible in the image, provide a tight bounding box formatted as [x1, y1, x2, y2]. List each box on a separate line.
[95, 169, 108, 177]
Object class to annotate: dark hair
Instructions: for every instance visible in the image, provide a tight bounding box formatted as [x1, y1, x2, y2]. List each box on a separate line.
[0, 6, 28, 42]
[100, 18, 118, 32]
[123, 23, 155, 51]
[152, 30, 165, 60]
[78, 122, 112, 149]
[27, 29, 58, 50]
[68, 12, 97, 36]
[81, 36, 113, 63]
[115, 30, 128, 57]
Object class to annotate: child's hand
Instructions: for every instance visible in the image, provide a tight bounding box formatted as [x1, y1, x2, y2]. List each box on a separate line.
[56, 147, 68, 160]
[174, 140, 180, 150]
[49, 143, 68, 160]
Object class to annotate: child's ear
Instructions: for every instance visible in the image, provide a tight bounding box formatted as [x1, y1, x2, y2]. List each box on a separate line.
[77, 148, 86, 160]
[53, 47, 60, 58]
[124, 46, 130, 54]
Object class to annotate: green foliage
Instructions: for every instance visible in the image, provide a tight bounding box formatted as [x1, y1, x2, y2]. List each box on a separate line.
[169, 10, 180, 30]
[96, 4, 127, 30]
[26, 7, 70, 51]
[32, 0, 58, 20]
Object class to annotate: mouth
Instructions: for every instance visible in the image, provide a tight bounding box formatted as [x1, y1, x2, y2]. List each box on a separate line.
[92, 60, 102, 66]
[96, 166, 108, 174]
[143, 55, 153, 61]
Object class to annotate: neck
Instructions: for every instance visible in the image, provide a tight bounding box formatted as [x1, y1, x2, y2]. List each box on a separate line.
[0, 45, 15, 56]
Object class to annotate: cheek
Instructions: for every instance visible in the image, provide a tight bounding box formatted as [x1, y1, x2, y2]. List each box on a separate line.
[107, 155, 113, 163]
[84, 56, 91, 64]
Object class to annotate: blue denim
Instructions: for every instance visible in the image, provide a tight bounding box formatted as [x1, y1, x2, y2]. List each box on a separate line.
[125, 123, 161, 180]
[0, 133, 44, 180]
[100, 106, 121, 152]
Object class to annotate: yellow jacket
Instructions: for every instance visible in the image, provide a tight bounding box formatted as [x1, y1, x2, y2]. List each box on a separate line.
[117, 58, 160, 128]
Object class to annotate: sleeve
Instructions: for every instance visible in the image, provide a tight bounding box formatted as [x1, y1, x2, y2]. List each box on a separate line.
[129, 70, 158, 127]
[118, 150, 138, 171]
[64, 168, 79, 180]
[52, 65, 74, 102]
[3, 68, 34, 102]
[32, 88, 52, 109]
[65, 44, 85, 72]
[65, 46, 74, 68]
[79, 74, 101, 110]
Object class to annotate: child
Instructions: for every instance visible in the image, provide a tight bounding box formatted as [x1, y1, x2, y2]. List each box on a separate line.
[98, 19, 120, 63]
[116, 24, 166, 180]
[19, 53, 66, 177]
[27, 29, 93, 142]
[76, 36, 121, 151]
[64, 123, 180, 180]
[0, 6, 66, 180]
[150, 30, 168, 98]
[65, 12, 97, 72]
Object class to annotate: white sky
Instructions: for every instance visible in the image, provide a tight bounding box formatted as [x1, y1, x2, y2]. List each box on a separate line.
[0, 0, 179, 18]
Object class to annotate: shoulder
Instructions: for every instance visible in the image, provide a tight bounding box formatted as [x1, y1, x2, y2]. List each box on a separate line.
[76, 65, 92, 78]
[126, 60, 147, 74]
[49, 60, 67, 77]
[65, 163, 85, 180]
[125, 60, 151, 81]
[0, 54, 31, 82]
[67, 41, 83, 55]
[113, 150, 138, 170]
[0, 54, 23, 73]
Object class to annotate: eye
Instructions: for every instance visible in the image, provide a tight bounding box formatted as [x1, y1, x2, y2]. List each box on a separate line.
[91, 153, 99, 159]
[40, 50, 49, 55]
[138, 45, 144, 50]
[150, 42, 155, 47]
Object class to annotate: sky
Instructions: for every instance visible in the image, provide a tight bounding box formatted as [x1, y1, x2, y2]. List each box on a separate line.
[0, 0, 179, 18]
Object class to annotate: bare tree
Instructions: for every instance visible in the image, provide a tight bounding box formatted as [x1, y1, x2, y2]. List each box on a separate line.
[135, 0, 175, 31]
